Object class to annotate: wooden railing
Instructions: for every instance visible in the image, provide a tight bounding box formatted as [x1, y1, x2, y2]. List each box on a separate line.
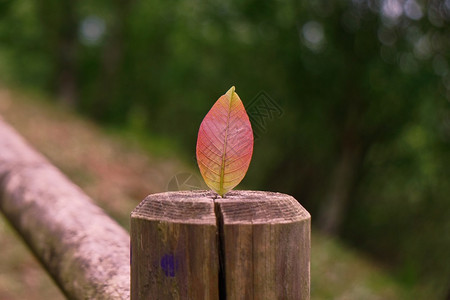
[0, 118, 310, 299]
[0, 119, 130, 299]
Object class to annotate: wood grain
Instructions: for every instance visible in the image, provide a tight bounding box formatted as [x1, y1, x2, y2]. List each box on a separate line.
[131, 190, 310, 300]
[131, 191, 219, 300]
[216, 191, 311, 300]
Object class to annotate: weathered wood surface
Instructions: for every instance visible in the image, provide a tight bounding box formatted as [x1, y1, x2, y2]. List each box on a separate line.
[131, 191, 219, 300]
[0, 118, 130, 299]
[216, 191, 310, 299]
[131, 190, 311, 300]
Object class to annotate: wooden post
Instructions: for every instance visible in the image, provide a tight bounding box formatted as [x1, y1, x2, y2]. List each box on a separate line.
[131, 190, 310, 299]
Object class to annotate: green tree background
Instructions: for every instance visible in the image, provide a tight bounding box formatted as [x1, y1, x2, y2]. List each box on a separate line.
[0, 0, 449, 296]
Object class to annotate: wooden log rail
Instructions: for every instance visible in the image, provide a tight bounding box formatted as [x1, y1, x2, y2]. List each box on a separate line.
[0, 117, 311, 299]
[0, 119, 130, 299]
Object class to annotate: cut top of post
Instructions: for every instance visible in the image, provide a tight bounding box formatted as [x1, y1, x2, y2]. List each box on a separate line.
[215, 190, 310, 224]
[130, 190, 310, 225]
[131, 190, 217, 224]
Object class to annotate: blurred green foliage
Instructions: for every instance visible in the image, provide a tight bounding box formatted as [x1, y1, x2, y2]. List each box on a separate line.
[0, 0, 449, 296]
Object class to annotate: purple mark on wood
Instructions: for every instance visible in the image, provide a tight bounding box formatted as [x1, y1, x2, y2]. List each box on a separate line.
[160, 254, 178, 277]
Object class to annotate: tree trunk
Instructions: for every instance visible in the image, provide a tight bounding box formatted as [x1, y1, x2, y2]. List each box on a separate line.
[317, 136, 363, 235]
[58, 0, 78, 107]
[93, 0, 134, 120]
[37, 0, 79, 107]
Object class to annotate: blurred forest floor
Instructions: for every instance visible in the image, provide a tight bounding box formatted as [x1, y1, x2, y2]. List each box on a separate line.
[0, 86, 434, 299]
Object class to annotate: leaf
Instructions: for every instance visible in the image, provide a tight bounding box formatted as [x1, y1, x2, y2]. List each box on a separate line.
[196, 86, 254, 197]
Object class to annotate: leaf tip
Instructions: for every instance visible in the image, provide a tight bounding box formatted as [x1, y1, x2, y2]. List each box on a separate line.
[226, 86, 236, 96]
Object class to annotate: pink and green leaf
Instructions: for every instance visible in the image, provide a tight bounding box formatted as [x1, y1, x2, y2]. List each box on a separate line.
[196, 86, 254, 196]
